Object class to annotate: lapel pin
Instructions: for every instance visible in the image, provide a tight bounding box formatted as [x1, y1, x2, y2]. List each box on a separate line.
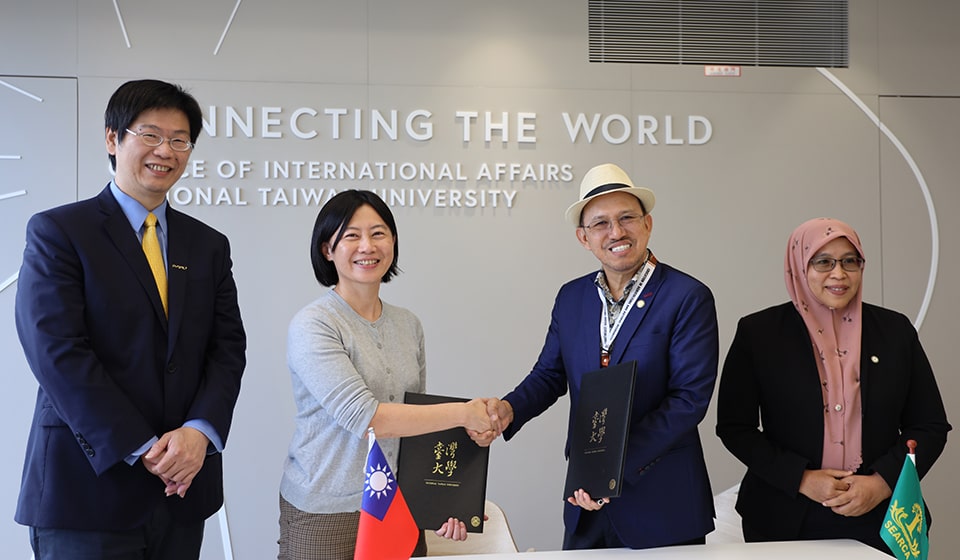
[636, 300, 645, 309]
[870, 355, 879, 363]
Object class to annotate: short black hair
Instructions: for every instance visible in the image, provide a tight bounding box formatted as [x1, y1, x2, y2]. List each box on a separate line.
[311, 190, 401, 286]
[104, 79, 203, 169]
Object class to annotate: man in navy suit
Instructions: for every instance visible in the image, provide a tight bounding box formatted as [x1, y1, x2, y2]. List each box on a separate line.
[484, 163, 719, 550]
[14, 79, 246, 559]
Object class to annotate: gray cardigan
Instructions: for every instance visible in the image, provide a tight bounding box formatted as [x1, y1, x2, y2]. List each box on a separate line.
[280, 289, 426, 513]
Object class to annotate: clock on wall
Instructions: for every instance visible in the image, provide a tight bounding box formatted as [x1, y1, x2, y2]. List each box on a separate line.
[0, 76, 78, 560]
[0, 77, 78, 298]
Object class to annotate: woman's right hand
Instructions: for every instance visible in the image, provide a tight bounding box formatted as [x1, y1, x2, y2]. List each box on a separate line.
[463, 398, 498, 434]
[798, 468, 853, 503]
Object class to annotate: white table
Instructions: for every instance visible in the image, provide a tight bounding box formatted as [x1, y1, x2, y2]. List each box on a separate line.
[430, 539, 892, 559]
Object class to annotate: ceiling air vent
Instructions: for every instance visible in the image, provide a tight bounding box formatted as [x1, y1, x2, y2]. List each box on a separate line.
[588, 0, 848, 68]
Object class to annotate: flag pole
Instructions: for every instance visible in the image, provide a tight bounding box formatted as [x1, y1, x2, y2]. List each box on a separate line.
[907, 439, 917, 466]
[367, 426, 375, 453]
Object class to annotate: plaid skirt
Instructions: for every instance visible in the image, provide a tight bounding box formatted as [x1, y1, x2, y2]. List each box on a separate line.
[278, 494, 426, 560]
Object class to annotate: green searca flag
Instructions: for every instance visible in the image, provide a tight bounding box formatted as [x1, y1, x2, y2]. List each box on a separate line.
[881, 455, 928, 560]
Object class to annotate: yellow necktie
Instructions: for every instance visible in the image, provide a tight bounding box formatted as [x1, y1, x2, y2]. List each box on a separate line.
[142, 212, 168, 316]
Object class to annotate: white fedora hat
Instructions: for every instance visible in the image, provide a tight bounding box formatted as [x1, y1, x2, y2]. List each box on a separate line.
[564, 163, 656, 227]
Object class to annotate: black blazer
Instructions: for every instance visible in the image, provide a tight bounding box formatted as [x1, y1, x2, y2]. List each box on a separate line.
[14, 186, 246, 530]
[716, 302, 950, 539]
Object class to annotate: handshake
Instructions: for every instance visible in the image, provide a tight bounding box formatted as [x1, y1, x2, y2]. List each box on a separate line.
[463, 397, 513, 447]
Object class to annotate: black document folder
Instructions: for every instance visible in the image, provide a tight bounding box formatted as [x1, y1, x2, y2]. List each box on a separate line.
[397, 392, 489, 532]
[562, 360, 637, 500]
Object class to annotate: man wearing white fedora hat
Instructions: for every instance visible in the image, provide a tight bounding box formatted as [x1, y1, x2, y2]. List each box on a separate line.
[486, 163, 719, 550]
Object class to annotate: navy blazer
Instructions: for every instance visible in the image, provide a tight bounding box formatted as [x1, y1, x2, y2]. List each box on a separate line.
[503, 262, 719, 549]
[14, 185, 246, 530]
[716, 302, 950, 539]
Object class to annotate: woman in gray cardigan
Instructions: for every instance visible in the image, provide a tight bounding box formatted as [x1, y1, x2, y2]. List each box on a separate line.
[278, 190, 498, 560]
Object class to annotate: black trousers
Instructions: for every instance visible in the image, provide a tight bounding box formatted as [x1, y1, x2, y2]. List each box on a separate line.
[742, 504, 894, 558]
[30, 504, 204, 560]
[563, 507, 707, 550]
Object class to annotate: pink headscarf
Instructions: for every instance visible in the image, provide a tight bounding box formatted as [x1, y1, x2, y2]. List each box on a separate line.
[785, 217, 865, 472]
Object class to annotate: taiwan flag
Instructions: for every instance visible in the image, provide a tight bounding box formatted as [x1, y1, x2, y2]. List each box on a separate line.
[355, 431, 419, 560]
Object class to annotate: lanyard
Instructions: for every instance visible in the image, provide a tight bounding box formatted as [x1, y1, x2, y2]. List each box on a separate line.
[597, 256, 656, 367]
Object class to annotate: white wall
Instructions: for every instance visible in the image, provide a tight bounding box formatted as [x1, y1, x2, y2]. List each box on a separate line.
[1, 1, 958, 558]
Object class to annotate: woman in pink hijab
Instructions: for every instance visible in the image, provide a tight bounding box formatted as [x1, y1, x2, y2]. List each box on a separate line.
[716, 217, 950, 553]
